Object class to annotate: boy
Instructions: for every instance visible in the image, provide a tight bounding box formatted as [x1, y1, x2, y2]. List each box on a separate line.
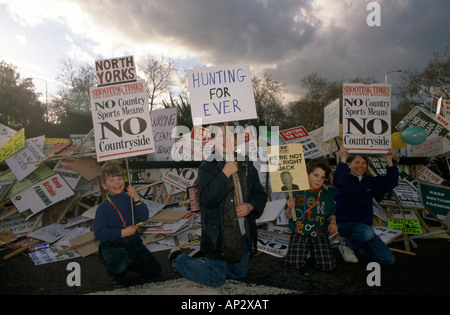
[94, 162, 161, 280]
[168, 124, 267, 287]
[284, 158, 337, 271]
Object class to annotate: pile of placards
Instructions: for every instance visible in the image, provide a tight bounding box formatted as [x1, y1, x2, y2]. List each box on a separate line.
[2, 59, 450, 267]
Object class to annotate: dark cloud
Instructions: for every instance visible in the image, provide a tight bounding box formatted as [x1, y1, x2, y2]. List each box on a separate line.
[73, 0, 450, 101]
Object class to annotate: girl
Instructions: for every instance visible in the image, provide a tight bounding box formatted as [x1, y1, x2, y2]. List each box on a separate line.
[334, 146, 398, 264]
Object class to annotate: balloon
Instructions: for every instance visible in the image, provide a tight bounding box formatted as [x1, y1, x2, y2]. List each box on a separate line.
[400, 126, 427, 145]
[391, 132, 407, 149]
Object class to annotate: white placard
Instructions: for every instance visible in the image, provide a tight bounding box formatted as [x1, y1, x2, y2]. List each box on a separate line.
[187, 65, 257, 125]
[11, 174, 74, 219]
[342, 83, 392, 154]
[90, 79, 155, 161]
[5, 140, 45, 181]
[323, 98, 340, 142]
[146, 107, 177, 161]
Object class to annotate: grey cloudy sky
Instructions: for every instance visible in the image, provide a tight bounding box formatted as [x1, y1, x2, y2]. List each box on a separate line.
[0, 0, 448, 103]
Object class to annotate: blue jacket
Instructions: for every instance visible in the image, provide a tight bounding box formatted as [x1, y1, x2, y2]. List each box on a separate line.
[334, 162, 398, 226]
[94, 191, 148, 246]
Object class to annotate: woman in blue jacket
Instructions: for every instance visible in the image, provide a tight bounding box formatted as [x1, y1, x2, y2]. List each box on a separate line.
[334, 146, 398, 265]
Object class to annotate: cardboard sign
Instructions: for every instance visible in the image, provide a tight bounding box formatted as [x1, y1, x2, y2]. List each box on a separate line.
[95, 55, 136, 86]
[162, 168, 198, 191]
[53, 158, 82, 189]
[279, 126, 325, 159]
[187, 65, 257, 125]
[11, 174, 74, 219]
[6, 140, 45, 181]
[146, 107, 177, 161]
[267, 143, 309, 192]
[90, 79, 155, 161]
[323, 98, 340, 142]
[342, 83, 392, 154]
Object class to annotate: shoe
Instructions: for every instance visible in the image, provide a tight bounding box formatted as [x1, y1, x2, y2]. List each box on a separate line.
[339, 245, 358, 263]
[168, 247, 182, 265]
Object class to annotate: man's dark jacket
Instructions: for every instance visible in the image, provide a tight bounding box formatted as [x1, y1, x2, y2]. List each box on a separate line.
[198, 157, 267, 262]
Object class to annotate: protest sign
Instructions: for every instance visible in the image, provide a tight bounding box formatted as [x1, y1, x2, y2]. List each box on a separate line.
[11, 174, 74, 219]
[187, 65, 257, 125]
[147, 107, 177, 161]
[342, 83, 392, 154]
[396, 106, 449, 139]
[323, 99, 340, 142]
[411, 136, 443, 157]
[267, 143, 309, 192]
[90, 79, 155, 161]
[416, 165, 444, 185]
[0, 123, 16, 148]
[161, 168, 198, 191]
[0, 128, 25, 163]
[2, 165, 54, 201]
[95, 55, 136, 86]
[279, 126, 325, 159]
[53, 158, 82, 189]
[6, 140, 45, 181]
[257, 230, 290, 258]
[418, 182, 450, 221]
[388, 219, 422, 234]
[368, 156, 424, 209]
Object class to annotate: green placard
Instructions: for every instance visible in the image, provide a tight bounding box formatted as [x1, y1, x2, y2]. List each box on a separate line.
[388, 219, 422, 234]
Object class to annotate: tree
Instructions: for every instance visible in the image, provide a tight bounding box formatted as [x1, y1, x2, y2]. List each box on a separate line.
[289, 72, 341, 131]
[252, 74, 287, 128]
[289, 73, 377, 131]
[0, 60, 45, 136]
[396, 46, 450, 115]
[139, 56, 179, 111]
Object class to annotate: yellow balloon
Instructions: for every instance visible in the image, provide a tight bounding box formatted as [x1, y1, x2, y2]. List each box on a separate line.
[392, 132, 407, 149]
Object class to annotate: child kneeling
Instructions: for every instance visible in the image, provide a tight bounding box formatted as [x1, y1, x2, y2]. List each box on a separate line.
[284, 159, 337, 271]
[94, 162, 161, 279]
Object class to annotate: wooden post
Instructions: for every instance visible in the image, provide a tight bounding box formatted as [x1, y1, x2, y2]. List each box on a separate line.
[125, 157, 134, 225]
[289, 191, 297, 221]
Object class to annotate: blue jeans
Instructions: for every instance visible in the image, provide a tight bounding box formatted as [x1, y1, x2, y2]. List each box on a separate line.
[338, 222, 395, 265]
[173, 236, 249, 287]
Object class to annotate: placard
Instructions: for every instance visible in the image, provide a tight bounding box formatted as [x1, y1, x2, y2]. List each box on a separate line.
[267, 143, 309, 192]
[0, 128, 25, 163]
[342, 83, 391, 154]
[146, 107, 177, 161]
[396, 106, 449, 139]
[323, 99, 340, 142]
[187, 65, 257, 125]
[418, 181, 450, 221]
[11, 174, 75, 219]
[279, 126, 325, 159]
[95, 55, 136, 86]
[6, 140, 45, 181]
[90, 79, 155, 161]
[388, 219, 422, 234]
[161, 168, 198, 191]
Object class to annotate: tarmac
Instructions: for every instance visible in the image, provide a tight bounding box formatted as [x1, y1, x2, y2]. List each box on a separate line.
[1, 236, 449, 296]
